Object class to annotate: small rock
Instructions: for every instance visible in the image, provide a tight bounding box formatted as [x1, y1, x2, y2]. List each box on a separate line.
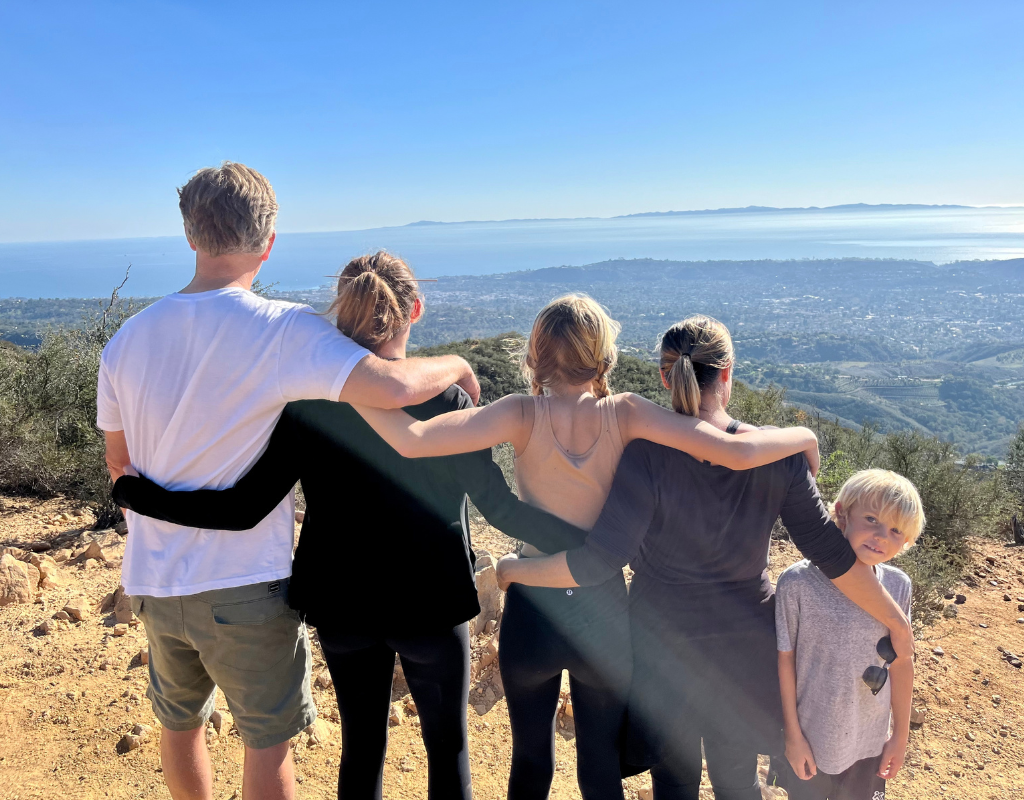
[1009, 658, 1022, 668]
[399, 756, 415, 773]
[113, 586, 134, 624]
[132, 723, 152, 741]
[479, 636, 499, 668]
[1018, 604, 1024, 612]
[944, 591, 956, 600]
[943, 605, 958, 618]
[638, 787, 653, 800]
[209, 710, 225, 734]
[1004, 594, 1012, 601]
[52, 549, 72, 563]
[111, 623, 129, 636]
[933, 646, 945, 656]
[63, 597, 89, 621]
[116, 734, 142, 754]
[114, 521, 129, 536]
[304, 718, 334, 746]
[33, 555, 62, 589]
[1017, 619, 1024, 625]
[139, 648, 149, 665]
[389, 703, 403, 726]
[99, 592, 115, 613]
[986, 556, 997, 566]
[992, 695, 1001, 705]
[967, 732, 976, 742]
[979, 623, 989, 629]
[475, 551, 496, 570]
[73, 540, 106, 564]
[474, 561, 502, 635]
[27, 541, 52, 552]
[910, 708, 927, 726]
[0, 554, 36, 606]
[314, 671, 333, 690]
[955, 594, 967, 604]
[972, 668, 981, 674]
[474, 703, 487, 716]
[35, 619, 55, 635]
[53, 610, 71, 622]
[294, 510, 305, 524]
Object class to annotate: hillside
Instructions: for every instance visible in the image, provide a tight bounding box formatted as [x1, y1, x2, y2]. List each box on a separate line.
[2, 495, 1022, 799]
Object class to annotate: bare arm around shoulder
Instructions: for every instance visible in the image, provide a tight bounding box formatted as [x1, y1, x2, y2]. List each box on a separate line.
[496, 552, 577, 591]
[340, 352, 481, 409]
[351, 394, 533, 458]
[831, 561, 914, 659]
[616, 394, 820, 474]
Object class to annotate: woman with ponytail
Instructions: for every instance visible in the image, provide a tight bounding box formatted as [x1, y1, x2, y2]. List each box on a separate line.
[350, 297, 828, 800]
[495, 315, 915, 800]
[110, 251, 593, 800]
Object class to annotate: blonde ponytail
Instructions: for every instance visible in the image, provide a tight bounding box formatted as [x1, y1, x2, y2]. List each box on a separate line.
[660, 315, 734, 416]
[327, 251, 419, 350]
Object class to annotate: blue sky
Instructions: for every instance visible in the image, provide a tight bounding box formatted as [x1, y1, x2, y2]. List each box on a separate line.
[1, 1, 1021, 242]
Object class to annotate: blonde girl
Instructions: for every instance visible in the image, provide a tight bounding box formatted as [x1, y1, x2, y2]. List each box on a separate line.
[352, 296, 821, 800]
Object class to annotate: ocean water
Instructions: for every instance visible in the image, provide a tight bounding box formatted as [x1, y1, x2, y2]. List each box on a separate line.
[1, 205, 1022, 298]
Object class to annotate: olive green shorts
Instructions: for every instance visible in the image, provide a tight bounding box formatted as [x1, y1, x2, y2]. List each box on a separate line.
[131, 578, 315, 749]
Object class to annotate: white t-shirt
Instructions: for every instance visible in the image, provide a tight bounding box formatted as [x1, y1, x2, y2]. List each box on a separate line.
[96, 288, 369, 597]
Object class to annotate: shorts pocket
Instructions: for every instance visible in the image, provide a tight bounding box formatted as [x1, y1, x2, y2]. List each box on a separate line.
[130, 595, 145, 617]
[209, 595, 302, 672]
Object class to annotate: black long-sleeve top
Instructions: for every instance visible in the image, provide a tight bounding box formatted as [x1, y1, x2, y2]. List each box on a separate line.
[566, 439, 857, 587]
[113, 386, 588, 635]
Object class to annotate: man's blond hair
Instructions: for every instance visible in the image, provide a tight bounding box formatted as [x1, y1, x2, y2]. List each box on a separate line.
[832, 468, 926, 545]
[177, 162, 278, 256]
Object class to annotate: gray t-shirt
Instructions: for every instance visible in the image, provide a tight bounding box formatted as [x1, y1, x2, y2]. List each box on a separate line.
[775, 559, 912, 775]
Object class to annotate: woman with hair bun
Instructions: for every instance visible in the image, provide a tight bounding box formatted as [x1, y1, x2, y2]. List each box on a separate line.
[110, 251, 593, 800]
[495, 314, 914, 800]
[351, 298, 826, 800]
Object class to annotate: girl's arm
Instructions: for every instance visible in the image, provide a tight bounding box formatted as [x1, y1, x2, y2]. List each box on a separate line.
[617, 394, 820, 474]
[779, 650, 817, 780]
[350, 394, 532, 458]
[112, 412, 302, 530]
[496, 552, 577, 591]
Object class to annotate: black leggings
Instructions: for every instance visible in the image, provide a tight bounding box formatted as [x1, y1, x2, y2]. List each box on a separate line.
[650, 734, 761, 800]
[317, 623, 472, 800]
[499, 580, 631, 800]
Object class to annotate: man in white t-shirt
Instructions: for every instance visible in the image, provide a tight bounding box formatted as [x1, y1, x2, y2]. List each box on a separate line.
[97, 162, 479, 800]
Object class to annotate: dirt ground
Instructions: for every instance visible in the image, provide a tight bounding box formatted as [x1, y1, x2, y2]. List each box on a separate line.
[1, 494, 1022, 799]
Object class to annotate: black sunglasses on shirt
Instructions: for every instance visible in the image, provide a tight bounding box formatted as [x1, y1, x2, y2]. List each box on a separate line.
[862, 635, 898, 696]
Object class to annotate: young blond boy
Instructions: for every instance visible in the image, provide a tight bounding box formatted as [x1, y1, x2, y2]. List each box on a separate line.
[775, 469, 924, 800]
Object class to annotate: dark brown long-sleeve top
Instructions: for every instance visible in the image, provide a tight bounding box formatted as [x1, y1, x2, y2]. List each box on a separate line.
[565, 439, 857, 587]
[113, 386, 588, 635]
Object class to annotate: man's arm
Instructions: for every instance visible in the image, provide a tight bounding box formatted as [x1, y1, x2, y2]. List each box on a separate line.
[340, 353, 480, 409]
[104, 430, 131, 483]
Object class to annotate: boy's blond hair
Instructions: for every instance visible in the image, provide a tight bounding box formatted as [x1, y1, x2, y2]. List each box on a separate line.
[521, 294, 621, 398]
[831, 468, 926, 545]
[177, 162, 278, 256]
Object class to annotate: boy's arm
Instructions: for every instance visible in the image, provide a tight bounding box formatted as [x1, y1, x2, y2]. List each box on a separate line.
[779, 650, 817, 780]
[878, 655, 913, 779]
[340, 353, 480, 409]
[104, 430, 131, 483]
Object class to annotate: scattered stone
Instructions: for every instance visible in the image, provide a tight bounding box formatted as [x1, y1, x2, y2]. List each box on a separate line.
[99, 592, 116, 613]
[26, 541, 52, 553]
[473, 703, 487, 716]
[389, 703, 403, 726]
[304, 718, 334, 746]
[1018, 604, 1024, 612]
[115, 521, 129, 536]
[0, 554, 37, 606]
[35, 619, 55, 635]
[955, 594, 967, 604]
[73, 540, 106, 564]
[111, 623, 129, 636]
[474, 557, 502, 635]
[52, 549, 72, 563]
[638, 787, 653, 800]
[933, 646, 945, 656]
[1004, 593, 1012, 601]
[967, 732, 976, 742]
[944, 591, 956, 600]
[943, 605, 958, 618]
[294, 510, 305, 524]
[32, 555, 62, 589]
[113, 586, 134, 624]
[132, 724, 152, 741]
[63, 597, 89, 621]
[1017, 618, 1024, 625]
[116, 734, 142, 754]
[475, 551, 495, 570]
[52, 610, 71, 622]
[910, 708, 927, 726]
[399, 756, 415, 773]
[479, 636, 499, 669]
[139, 648, 149, 665]
[992, 695, 1001, 705]
[314, 671, 333, 689]
[979, 623, 989, 629]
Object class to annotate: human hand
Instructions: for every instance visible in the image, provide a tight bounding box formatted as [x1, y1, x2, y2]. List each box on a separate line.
[457, 359, 481, 406]
[785, 732, 817, 780]
[803, 436, 820, 478]
[495, 553, 519, 592]
[877, 733, 907, 779]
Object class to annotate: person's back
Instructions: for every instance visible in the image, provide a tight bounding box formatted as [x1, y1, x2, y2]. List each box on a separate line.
[101, 288, 367, 595]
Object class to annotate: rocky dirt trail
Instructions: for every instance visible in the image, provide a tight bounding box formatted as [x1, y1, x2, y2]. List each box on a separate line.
[1, 495, 1022, 799]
